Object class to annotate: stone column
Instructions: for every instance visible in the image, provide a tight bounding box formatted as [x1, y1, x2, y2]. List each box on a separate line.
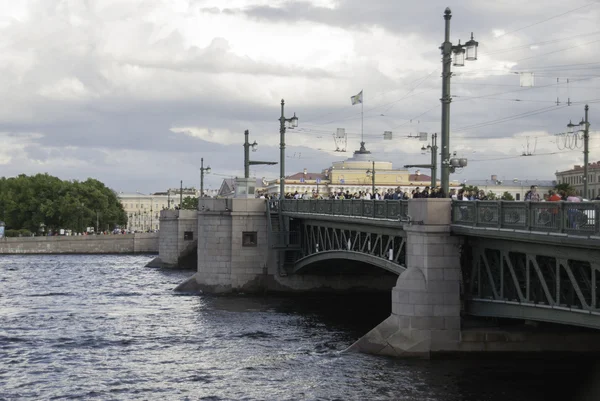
[347, 198, 462, 358]
[175, 198, 269, 293]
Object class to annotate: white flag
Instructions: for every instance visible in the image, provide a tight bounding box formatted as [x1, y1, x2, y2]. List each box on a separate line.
[351, 90, 363, 105]
[519, 72, 534, 87]
[383, 131, 392, 140]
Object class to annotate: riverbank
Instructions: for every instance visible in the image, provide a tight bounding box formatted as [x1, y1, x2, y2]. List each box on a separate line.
[0, 233, 158, 254]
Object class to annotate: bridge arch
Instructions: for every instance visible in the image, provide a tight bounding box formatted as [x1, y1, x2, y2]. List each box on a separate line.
[293, 250, 405, 276]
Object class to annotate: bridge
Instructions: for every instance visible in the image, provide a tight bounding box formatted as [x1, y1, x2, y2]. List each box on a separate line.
[264, 198, 600, 356]
[170, 197, 600, 357]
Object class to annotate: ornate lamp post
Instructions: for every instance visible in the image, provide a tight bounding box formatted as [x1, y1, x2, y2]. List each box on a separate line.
[366, 161, 376, 198]
[200, 158, 212, 198]
[279, 99, 299, 199]
[440, 7, 479, 196]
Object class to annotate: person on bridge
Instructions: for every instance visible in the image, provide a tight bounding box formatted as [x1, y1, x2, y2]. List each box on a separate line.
[525, 185, 541, 202]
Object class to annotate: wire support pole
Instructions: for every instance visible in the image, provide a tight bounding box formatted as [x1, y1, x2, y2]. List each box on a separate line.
[583, 104, 590, 198]
[200, 158, 205, 199]
[280, 99, 286, 200]
[440, 8, 453, 197]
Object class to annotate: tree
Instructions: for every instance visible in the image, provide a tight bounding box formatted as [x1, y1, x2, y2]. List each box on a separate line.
[486, 191, 498, 200]
[461, 185, 479, 194]
[555, 183, 575, 196]
[501, 191, 514, 201]
[0, 174, 127, 233]
[180, 196, 199, 210]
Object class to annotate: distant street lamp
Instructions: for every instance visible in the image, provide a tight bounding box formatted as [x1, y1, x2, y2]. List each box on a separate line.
[366, 161, 376, 197]
[440, 7, 479, 196]
[404, 133, 439, 188]
[200, 158, 212, 198]
[244, 129, 277, 179]
[279, 99, 299, 199]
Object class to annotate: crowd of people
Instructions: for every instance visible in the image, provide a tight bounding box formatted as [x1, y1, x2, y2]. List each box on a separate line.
[258, 184, 600, 202]
[260, 186, 447, 200]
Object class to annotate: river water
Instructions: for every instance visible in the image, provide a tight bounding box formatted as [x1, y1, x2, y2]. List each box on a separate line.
[1, 254, 599, 401]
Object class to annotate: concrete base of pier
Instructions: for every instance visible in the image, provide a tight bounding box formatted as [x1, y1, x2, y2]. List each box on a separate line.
[347, 321, 600, 358]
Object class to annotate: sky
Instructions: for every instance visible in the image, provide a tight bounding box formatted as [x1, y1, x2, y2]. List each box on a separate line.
[1, 0, 599, 194]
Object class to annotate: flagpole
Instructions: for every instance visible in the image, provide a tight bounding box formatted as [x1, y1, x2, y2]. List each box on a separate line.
[361, 90, 364, 144]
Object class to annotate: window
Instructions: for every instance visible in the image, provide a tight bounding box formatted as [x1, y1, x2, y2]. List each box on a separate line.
[516, 193, 520, 201]
[242, 232, 258, 247]
[183, 231, 193, 241]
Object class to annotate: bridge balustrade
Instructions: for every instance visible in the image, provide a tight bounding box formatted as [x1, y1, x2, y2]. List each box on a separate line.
[275, 199, 409, 220]
[451, 200, 600, 236]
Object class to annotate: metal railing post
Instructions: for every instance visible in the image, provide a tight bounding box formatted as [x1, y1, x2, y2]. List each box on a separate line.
[559, 201, 566, 234]
[497, 200, 503, 228]
[595, 202, 600, 236]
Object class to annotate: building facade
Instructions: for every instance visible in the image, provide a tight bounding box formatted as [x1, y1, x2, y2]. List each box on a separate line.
[555, 162, 600, 199]
[263, 142, 458, 197]
[118, 188, 200, 232]
[462, 176, 556, 201]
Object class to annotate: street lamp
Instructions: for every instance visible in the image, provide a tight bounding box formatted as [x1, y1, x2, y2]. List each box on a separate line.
[440, 7, 479, 196]
[366, 161, 376, 198]
[200, 157, 211, 199]
[279, 99, 299, 199]
[405, 133, 439, 188]
[244, 129, 277, 179]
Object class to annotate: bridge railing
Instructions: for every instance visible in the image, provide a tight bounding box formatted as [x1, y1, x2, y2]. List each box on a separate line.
[451, 200, 600, 236]
[277, 199, 409, 220]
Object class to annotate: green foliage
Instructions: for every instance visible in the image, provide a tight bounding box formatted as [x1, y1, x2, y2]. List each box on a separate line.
[555, 183, 575, 196]
[0, 174, 127, 233]
[461, 185, 480, 194]
[5, 229, 32, 237]
[486, 191, 498, 200]
[501, 191, 514, 201]
[180, 196, 199, 210]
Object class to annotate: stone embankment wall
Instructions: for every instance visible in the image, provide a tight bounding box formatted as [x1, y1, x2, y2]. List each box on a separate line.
[0, 233, 158, 254]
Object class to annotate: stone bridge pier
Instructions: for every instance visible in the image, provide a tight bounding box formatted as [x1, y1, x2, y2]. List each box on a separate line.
[348, 199, 463, 358]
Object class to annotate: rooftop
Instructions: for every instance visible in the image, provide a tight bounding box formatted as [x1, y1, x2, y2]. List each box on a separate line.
[557, 161, 600, 174]
[463, 179, 556, 187]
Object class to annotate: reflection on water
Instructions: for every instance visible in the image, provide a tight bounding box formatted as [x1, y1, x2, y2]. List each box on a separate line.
[0, 254, 598, 400]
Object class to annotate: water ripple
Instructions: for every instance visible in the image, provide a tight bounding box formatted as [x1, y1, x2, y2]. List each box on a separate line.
[1, 255, 598, 401]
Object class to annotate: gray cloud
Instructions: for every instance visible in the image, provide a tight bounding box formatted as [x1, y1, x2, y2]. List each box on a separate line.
[0, 0, 599, 194]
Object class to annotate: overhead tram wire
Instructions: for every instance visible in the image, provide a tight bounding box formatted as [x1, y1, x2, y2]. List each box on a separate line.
[492, 2, 598, 40]
[514, 38, 600, 63]
[309, 73, 439, 126]
[300, 69, 439, 125]
[469, 145, 600, 163]
[452, 76, 598, 103]
[481, 30, 600, 56]
[454, 104, 569, 133]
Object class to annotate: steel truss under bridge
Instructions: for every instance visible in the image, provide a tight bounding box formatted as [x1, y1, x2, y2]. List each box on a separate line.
[294, 222, 407, 275]
[463, 237, 600, 329]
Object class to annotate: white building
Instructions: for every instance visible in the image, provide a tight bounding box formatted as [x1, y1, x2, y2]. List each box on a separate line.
[462, 176, 556, 201]
[556, 161, 600, 199]
[118, 188, 202, 232]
